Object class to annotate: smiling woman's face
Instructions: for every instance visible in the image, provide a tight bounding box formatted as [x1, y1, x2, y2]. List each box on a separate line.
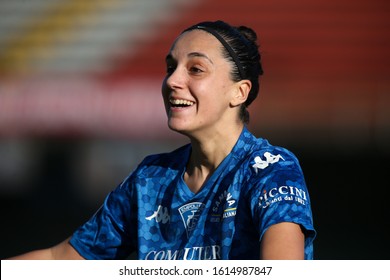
[161, 30, 240, 137]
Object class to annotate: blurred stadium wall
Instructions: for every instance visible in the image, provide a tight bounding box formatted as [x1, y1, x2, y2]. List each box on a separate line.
[0, 0, 389, 259]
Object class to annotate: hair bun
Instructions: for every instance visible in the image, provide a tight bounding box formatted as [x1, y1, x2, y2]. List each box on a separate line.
[237, 26, 258, 46]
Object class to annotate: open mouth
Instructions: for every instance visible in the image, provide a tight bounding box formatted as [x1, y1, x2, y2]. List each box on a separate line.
[169, 98, 195, 108]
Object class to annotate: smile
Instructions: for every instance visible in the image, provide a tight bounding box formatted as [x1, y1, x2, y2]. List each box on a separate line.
[169, 98, 195, 107]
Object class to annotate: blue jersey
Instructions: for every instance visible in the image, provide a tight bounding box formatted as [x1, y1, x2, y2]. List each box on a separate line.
[70, 127, 316, 259]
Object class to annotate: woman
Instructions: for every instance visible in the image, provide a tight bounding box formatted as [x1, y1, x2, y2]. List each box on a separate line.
[8, 20, 315, 260]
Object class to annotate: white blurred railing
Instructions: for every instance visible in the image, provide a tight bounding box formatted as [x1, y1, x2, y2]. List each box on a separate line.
[0, 0, 197, 75]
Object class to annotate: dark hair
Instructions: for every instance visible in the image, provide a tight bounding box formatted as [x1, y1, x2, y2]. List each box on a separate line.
[183, 20, 264, 123]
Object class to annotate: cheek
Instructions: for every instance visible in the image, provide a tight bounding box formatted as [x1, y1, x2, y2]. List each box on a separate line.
[197, 81, 230, 105]
[197, 96, 223, 118]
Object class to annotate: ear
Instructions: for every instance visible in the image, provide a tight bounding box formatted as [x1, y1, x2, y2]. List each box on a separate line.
[230, 80, 252, 107]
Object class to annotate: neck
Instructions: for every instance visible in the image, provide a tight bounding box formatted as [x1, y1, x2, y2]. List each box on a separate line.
[184, 123, 244, 193]
[190, 124, 243, 166]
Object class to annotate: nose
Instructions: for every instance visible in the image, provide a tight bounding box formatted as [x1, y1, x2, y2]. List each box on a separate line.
[165, 67, 185, 90]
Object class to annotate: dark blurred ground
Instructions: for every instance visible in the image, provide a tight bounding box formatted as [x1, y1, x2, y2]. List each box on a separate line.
[1, 138, 388, 260]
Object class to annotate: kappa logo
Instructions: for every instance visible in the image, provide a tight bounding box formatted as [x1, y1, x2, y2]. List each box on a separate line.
[145, 205, 170, 224]
[252, 152, 284, 173]
[178, 202, 205, 238]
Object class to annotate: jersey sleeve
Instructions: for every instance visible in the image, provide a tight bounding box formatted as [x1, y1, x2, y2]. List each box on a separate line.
[69, 175, 137, 260]
[248, 148, 316, 258]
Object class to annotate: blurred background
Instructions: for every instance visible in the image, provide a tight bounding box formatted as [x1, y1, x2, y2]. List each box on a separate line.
[0, 0, 389, 259]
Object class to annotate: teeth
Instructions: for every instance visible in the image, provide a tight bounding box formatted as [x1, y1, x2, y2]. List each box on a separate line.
[170, 99, 194, 106]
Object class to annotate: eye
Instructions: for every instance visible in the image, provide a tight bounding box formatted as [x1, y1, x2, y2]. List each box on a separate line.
[189, 66, 203, 74]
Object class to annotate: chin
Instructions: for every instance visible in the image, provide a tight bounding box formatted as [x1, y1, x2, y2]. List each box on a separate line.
[168, 123, 186, 134]
[167, 120, 192, 136]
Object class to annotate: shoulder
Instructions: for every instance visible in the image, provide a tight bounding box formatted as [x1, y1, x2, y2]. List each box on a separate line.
[235, 137, 308, 202]
[239, 133, 302, 178]
[241, 137, 310, 205]
[114, 143, 190, 195]
[235, 127, 301, 170]
[140, 143, 190, 168]
[127, 143, 190, 179]
[252, 143, 301, 173]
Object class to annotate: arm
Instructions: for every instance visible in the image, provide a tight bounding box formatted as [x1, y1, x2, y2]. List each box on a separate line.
[260, 222, 305, 260]
[6, 237, 85, 260]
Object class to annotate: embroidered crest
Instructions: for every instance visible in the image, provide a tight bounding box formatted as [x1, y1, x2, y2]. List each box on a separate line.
[178, 202, 205, 238]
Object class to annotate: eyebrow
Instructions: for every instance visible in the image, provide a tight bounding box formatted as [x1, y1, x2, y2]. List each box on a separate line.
[188, 52, 213, 64]
[165, 52, 213, 64]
